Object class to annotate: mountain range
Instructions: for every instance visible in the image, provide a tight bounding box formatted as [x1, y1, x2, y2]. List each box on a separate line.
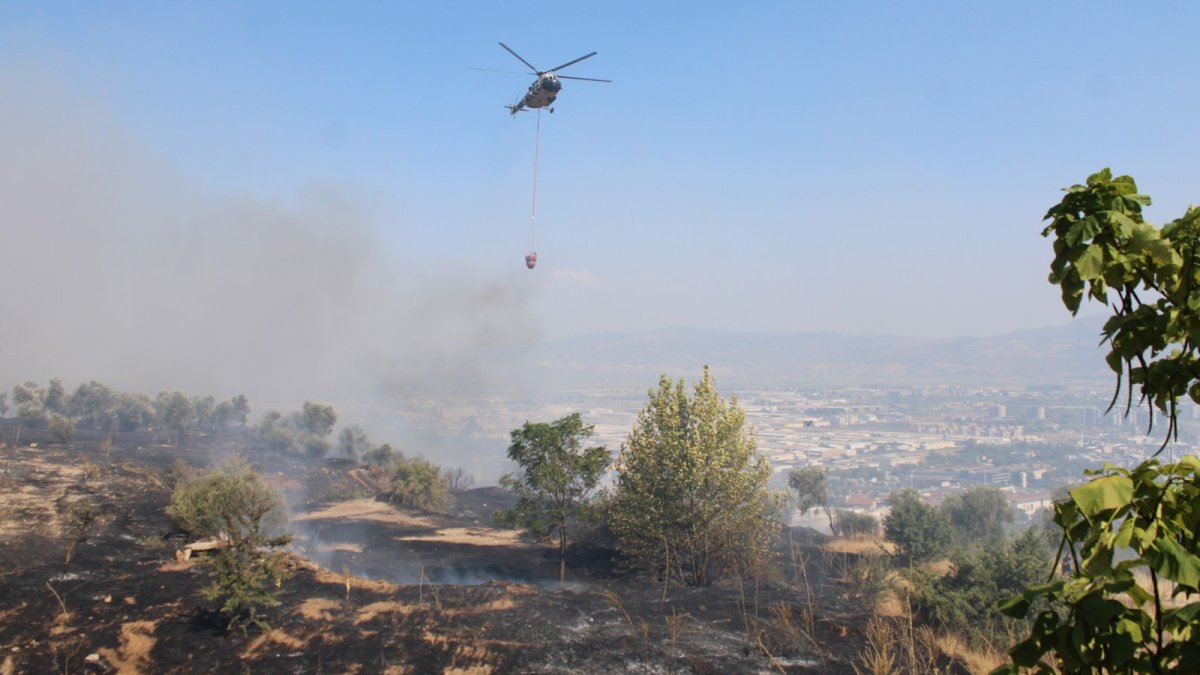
[509, 315, 1113, 389]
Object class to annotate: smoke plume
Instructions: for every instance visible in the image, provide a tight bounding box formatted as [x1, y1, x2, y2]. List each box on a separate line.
[0, 64, 539, 431]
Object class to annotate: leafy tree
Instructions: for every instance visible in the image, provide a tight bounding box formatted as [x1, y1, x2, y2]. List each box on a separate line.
[997, 171, 1200, 673]
[497, 413, 610, 582]
[230, 394, 250, 426]
[364, 443, 399, 467]
[386, 457, 449, 512]
[942, 484, 1013, 546]
[44, 378, 67, 415]
[211, 400, 234, 429]
[12, 381, 48, 426]
[834, 509, 879, 538]
[884, 489, 953, 564]
[166, 458, 291, 634]
[0, 391, 7, 418]
[913, 527, 1048, 648]
[192, 395, 216, 431]
[337, 424, 369, 462]
[155, 390, 194, 444]
[114, 392, 154, 431]
[66, 381, 116, 427]
[789, 465, 835, 533]
[609, 367, 782, 587]
[301, 401, 337, 436]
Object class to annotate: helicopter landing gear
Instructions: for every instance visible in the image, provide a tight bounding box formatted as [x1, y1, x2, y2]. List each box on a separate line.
[549, 107, 554, 113]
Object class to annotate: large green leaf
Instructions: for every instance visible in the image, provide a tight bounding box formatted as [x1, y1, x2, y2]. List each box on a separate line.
[1076, 244, 1104, 280]
[1070, 474, 1133, 519]
[1150, 536, 1200, 588]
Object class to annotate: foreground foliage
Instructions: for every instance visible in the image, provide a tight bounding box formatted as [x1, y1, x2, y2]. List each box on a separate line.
[167, 459, 291, 634]
[996, 170, 1200, 673]
[609, 367, 782, 586]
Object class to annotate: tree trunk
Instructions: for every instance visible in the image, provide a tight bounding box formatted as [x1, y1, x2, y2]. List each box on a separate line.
[558, 514, 567, 584]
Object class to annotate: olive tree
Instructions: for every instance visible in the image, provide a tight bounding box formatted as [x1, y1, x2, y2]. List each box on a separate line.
[337, 424, 369, 462]
[884, 489, 952, 564]
[998, 171, 1200, 673]
[155, 390, 194, 445]
[166, 458, 291, 634]
[496, 413, 610, 582]
[609, 367, 783, 587]
[789, 464, 835, 534]
[12, 382, 47, 426]
[942, 484, 1013, 546]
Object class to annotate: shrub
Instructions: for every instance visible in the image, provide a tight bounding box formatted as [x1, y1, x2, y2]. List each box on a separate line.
[834, 509, 879, 538]
[166, 458, 291, 634]
[387, 457, 449, 512]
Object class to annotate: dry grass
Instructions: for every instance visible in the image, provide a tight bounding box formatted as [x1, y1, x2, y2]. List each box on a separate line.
[821, 536, 895, 556]
[353, 601, 422, 624]
[242, 628, 306, 656]
[936, 633, 1005, 674]
[297, 597, 343, 621]
[397, 527, 532, 548]
[97, 620, 157, 674]
[292, 498, 436, 528]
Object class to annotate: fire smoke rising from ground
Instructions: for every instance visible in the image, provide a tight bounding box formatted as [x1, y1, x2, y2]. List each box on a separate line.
[0, 66, 538, 445]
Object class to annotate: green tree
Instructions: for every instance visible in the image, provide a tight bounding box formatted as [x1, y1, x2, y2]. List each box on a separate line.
[12, 381, 48, 426]
[114, 392, 154, 431]
[192, 395, 216, 431]
[997, 171, 1200, 673]
[44, 378, 67, 415]
[834, 509, 879, 538]
[942, 484, 1014, 546]
[337, 424, 369, 462]
[789, 464, 835, 534]
[301, 401, 337, 436]
[166, 458, 291, 634]
[231, 394, 250, 426]
[155, 390, 194, 445]
[913, 527, 1048, 648]
[66, 381, 116, 427]
[497, 413, 610, 582]
[884, 489, 952, 564]
[609, 367, 782, 587]
[387, 457, 450, 512]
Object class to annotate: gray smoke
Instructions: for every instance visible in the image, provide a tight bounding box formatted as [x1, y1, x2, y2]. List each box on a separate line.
[0, 65, 539, 444]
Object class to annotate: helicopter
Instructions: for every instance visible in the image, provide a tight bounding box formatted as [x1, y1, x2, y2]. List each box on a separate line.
[491, 42, 611, 116]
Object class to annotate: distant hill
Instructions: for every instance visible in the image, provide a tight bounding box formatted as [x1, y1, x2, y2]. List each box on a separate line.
[508, 315, 1111, 389]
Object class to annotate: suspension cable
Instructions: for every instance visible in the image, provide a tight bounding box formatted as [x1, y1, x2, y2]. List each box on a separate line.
[530, 108, 541, 250]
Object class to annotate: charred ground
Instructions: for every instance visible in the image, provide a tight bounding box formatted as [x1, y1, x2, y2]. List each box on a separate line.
[0, 421, 951, 673]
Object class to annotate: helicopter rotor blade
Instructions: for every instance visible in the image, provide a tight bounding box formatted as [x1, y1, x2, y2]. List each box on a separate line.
[544, 51, 598, 74]
[497, 42, 539, 74]
[557, 75, 612, 82]
[468, 67, 530, 76]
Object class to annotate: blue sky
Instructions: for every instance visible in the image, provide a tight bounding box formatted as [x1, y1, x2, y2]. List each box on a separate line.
[4, 1, 1200, 345]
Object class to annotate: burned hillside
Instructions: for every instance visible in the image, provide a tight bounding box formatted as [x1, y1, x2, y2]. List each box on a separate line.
[0, 419, 937, 674]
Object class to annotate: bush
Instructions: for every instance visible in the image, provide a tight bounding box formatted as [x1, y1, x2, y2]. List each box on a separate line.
[884, 489, 953, 563]
[166, 458, 291, 634]
[386, 457, 449, 512]
[834, 509, 879, 537]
